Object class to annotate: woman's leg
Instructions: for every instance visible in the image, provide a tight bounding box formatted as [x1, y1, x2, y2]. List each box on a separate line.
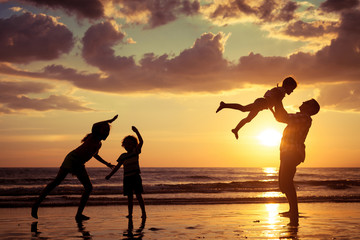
[75, 168, 93, 220]
[31, 168, 68, 218]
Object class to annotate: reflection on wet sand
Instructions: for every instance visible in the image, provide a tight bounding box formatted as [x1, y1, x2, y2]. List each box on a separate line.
[77, 220, 92, 240]
[123, 217, 146, 240]
[31, 221, 41, 238]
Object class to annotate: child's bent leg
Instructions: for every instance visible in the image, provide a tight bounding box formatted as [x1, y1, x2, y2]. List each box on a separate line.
[75, 169, 93, 220]
[32, 168, 68, 219]
[232, 110, 259, 139]
[127, 194, 134, 218]
[135, 193, 146, 218]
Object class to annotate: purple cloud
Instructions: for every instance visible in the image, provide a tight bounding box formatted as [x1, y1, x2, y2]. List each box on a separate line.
[0, 12, 74, 63]
[320, 0, 359, 12]
[21, 0, 104, 19]
[0, 81, 92, 113]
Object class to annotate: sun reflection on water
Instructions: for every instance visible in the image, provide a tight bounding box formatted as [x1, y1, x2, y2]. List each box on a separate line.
[261, 191, 283, 198]
[263, 167, 277, 176]
[263, 203, 281, 238]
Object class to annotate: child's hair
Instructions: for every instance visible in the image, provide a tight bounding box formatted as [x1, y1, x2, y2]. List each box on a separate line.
[122, 135, 138, 148]
[282, 77, 297, 89]
[308, 99, 320, 116]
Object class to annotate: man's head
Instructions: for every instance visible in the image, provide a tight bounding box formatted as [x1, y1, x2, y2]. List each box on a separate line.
[299, 99, 320, 116]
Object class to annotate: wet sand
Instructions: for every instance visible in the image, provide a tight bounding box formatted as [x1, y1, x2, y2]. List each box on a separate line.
[1, 202, 359, 239]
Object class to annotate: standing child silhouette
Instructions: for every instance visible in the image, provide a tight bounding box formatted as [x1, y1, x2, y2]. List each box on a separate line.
[31, 115, 118, 221]
[216, 77, 297, 139]
[106, 126, 146, 219]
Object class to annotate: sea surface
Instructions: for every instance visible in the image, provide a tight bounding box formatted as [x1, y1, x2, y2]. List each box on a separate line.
[0, 167, 359, 207]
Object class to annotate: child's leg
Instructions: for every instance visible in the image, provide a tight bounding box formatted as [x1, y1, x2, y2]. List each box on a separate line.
[127, 194, 134, 218]
[232, 110, 259, 139]
[31, 168, 68, 219]
[75, 168, 93, 220]
[216, 101, 255, 113]
[135, 193, 146, 218]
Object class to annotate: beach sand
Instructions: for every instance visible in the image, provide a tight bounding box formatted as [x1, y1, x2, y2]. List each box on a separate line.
[1, 202, 359, 239]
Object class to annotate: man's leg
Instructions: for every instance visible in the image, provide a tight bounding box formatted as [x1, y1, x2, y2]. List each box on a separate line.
[279, 155, 299, 221]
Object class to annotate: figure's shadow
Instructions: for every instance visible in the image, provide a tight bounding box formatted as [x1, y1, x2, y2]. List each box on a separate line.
[77, 220, 92, 240]
[280, 221, 298, 239]
[31, 221, 42, 238]
[123, 217, 146, 240]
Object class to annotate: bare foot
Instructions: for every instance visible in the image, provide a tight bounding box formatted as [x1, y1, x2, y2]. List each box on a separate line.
[216, 101, 225, 113]
[279, 211, 291, 217]
[75, 214, 90, 221]
[231, 129, 239, 139]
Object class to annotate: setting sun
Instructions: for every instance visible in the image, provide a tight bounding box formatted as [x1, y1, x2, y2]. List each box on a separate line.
[257, 128, 282, 147]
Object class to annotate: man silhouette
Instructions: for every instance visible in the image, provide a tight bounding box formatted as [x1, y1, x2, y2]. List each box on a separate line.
[272, 99, 320, 225]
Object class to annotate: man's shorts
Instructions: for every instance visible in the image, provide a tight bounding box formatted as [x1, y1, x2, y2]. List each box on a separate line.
[123, 174, 144, 196]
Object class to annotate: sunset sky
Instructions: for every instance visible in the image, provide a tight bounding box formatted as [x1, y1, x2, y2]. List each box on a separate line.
[0, 0, 359, 168]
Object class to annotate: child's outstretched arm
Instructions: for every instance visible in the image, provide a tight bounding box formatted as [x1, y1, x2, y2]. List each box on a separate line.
[105, 161, 122, 180]
[273, 100, 289, 123]
[132, 126, 143, 151]
[94, 154, 115, 169]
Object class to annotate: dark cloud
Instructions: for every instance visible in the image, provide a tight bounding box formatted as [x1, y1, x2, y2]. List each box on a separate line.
[207, 0, 298, 23]
[0, 81, 92, 114]
[82, 21, 135, 72]
[317, 83, 360, 111]
[0, 12, 74, 63]
[115, 0, 200, 29]
[1, 7, 360, 109]
[276, 1, 298, 22]
[284, 20, 338, 38]
[22, 0, 104, 19]
[320, 0, 359, 12]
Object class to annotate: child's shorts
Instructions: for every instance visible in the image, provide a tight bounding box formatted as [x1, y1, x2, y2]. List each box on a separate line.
[123, 174, 144, 196]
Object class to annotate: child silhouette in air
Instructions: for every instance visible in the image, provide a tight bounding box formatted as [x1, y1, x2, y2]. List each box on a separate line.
[31, 115, 118, 221]
[106, 126, 146, 219]
[216, 77, 297, 139]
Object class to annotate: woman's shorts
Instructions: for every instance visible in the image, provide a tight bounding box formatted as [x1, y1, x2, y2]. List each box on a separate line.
[60, 152, 86, 176]
[123, 174, 144, 196]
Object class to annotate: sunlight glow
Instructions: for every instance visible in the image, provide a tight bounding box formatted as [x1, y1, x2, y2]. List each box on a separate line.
[265, 204, 280, 230]
[263, 167, 277, 175]
[257, 128, 282, 146]
[260, 192, 283, 198]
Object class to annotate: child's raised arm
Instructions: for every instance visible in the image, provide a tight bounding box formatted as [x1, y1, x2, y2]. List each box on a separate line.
[132, 126, 143, 151]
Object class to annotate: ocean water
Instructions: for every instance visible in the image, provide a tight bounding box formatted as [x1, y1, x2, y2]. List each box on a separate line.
[0, 167, 359, 207]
